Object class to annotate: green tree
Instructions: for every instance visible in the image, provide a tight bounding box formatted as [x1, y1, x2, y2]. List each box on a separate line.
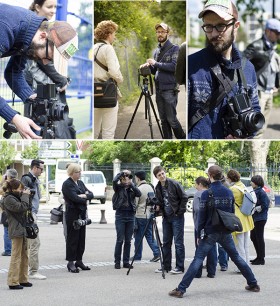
[0, 142, 16, 174]
[21, 142, 39, 160]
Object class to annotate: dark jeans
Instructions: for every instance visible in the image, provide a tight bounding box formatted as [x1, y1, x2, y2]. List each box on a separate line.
[194, 230, 217, 277]
[134, 217, 160, 260]
[162, 214, 185, 271]
[250, 220, 267, 261]
[178, 232, 258, 293]
[114, 211, 135, 264]
[155, 89, 185, 139]
[65, 207, 86, 261]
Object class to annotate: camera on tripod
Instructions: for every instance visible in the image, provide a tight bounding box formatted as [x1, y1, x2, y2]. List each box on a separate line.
[223, 93, 265, 138]
[138, 66, 151, 77]
[73, 218, 92, 230]
[30, 83, 69, 124]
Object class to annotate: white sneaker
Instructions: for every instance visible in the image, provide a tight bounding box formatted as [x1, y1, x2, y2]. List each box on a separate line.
[155, 268, 163, 273]
[29, 272, 47, 280]
[170, 268, 184, 274]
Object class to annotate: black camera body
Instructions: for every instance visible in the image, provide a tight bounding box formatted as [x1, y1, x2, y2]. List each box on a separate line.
[30, 83, 69, 124]
[24, 187, 36, 197]
[146, 192, 159, 207]
[139, 66, 151, 77]
[223, 93, 265, 138]
[73, 218, 92, 230]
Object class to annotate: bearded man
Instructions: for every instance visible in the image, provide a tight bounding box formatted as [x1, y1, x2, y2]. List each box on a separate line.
[188, 0, 262, 139]
[140, 23, 186, 139]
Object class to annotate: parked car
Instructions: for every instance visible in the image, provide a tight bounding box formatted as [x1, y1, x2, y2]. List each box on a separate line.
[48, 180, 56, 194]
[80, 171, 107, 204]
[185, 176, 275, 212]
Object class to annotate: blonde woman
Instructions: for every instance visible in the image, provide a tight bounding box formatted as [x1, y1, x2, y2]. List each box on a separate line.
[94, 20, 123, 139]
[226, 169, 254, 271]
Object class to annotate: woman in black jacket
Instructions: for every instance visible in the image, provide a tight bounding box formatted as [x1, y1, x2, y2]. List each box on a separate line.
[62, 163, 93, 273]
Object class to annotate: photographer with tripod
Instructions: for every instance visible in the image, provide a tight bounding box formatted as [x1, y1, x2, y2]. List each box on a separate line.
[132, 171, 160, 262]
[153, 166, 187, 275]
[140, 23, 186, 139]
[0, 3, 78, 139]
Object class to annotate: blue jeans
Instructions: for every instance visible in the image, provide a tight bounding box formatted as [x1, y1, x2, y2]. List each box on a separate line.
[162, 214, 185, 271]
[114, 212, 135, 264]
[134, 217, 160, 260]
[155, 89, 185, 139]
[194, 230, 217, 277]
[178, 232, 258, 293]
[218, 243, 228, 268]
[3, 226, 11, 254]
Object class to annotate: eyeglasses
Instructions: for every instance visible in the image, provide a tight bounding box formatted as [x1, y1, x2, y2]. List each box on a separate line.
[74, 171, 81, 174]
[36, 166, 44, 171]
[201, 21, 235, 33]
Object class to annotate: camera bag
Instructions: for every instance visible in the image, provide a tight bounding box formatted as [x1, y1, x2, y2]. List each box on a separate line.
[208, 189, 243, 233]
[50, 204, 63, 222]
[94, 43, 118, 108]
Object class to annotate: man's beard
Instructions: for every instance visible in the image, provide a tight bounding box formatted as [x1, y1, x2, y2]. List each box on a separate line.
[158, 35, 168, 43]
[26, 41, 46, 61]
[206, 28, 234, 54]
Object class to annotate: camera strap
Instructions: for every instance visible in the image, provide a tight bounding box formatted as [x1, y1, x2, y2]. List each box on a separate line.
[188, 57, 247, 133]
[94, 43, 109, 72]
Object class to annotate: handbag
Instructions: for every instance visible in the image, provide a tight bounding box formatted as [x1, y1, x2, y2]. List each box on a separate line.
[50, 204, 63, 223]
[208, 189, 243, 233]
[94, 43, 118, 108]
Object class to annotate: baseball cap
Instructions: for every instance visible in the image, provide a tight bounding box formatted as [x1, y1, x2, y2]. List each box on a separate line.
[47, 21, 78, 60]
[198, 0, 238, 21]
[155, 22, 170, 32]
[265, 18, 280, 33]
[135, 170, 146, 181]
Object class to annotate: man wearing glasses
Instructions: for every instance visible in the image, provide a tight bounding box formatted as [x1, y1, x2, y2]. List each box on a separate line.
[140, 23, 186, 139]
[21, 159, 46, 280]
[188, 0, 261, 139]
[244, 18, 280, 138]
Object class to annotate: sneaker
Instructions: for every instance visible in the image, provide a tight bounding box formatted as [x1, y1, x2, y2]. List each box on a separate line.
[207, 274, 215, 278]
[220, 267, 227, 272]
[115, 263, 121, 269]
[170, 268, 184, 275]
[245, 284, 260, 292]
[1, 252, 11, 256]
[29, 273, 46, 280]
[150, 255, 160, 262]
[169, 288, 183, 298]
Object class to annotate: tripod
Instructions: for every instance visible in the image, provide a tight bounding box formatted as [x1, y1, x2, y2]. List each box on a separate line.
[124, 76, 163, 139]
[127, 210, 165, 279]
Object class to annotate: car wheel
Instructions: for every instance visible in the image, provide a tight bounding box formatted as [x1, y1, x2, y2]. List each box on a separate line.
[100, 198, 106, 204]
[186, 197, 193, 212]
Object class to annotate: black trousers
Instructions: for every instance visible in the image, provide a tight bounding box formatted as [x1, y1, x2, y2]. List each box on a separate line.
[65, 207, 86, 261]
[250, 219, 267, 261]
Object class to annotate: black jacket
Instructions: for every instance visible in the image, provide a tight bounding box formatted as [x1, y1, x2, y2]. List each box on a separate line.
[112, 172, 141, 211]
[62, 178, 93, 211]
[155, 178, 187, 216]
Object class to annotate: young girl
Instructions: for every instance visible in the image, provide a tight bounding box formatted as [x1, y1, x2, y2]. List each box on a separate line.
[2, 179, 32, 289]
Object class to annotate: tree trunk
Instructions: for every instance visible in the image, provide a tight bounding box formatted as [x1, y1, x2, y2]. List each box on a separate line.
[250, 140, 271, 180]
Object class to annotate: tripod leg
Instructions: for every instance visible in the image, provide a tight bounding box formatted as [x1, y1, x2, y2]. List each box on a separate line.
[152, 218, 165, 279]
[124, 92, 144, 139]
[127, 216, 153, 275]
[145, 95, 154, 139]
[147, 95, 164, 138]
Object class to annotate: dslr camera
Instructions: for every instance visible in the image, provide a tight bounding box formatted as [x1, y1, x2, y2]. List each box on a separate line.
[138, 66, 151, 77]
[223, 93, 265, 138]
[73, 218, 92, 230]
[24, 187, 36, 197]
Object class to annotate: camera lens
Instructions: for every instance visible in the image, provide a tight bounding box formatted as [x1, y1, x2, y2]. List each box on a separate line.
[244, 112, 265, 133]
[51, 102, 69, 121]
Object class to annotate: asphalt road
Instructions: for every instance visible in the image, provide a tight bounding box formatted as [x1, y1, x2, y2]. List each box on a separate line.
[1, 196, 280, 305]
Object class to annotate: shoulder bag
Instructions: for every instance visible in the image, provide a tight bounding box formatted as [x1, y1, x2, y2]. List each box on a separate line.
[208, 189, 243, 233]
[94, 43, 118, 108]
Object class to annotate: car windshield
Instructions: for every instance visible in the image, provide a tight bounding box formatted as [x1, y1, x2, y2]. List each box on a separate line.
[81, 174, 104, 184]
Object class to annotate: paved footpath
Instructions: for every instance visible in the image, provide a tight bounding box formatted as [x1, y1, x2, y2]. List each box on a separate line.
[1, 196, 279, 305]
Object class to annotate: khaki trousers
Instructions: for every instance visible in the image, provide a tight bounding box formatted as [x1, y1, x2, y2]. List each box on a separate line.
[28, 213, 40, 273]
[8, 237, 29, 286]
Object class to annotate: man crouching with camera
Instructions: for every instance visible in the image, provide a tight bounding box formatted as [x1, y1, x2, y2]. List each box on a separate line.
[62, 163, 93, 273]
[112, 170, 141, 269]
[153, 166, 187, 274]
